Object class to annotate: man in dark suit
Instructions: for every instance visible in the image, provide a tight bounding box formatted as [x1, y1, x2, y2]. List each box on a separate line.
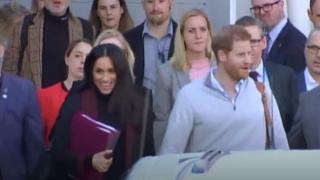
[0, 34, 43, 180]
[250, 0, 306, 73]
[289, 85, 320, 149]
[236, 16, 299, 133]
[295, 29, 320, 94]
[124, 0, 177, 90]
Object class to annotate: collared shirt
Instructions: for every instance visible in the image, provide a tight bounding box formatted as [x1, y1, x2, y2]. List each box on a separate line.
[267, 17, 288, 53]
[304, 67, 320, 91]
[209, 68, 244, 103]
[142, 20, 173, 93]
[254, 61, 275, 101]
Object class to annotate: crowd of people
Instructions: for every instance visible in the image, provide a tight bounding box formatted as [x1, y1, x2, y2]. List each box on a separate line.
[0, 0, 320, 179]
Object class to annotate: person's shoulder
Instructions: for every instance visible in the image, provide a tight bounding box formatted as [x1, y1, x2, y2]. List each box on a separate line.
[179, 78, 204, 95]
[124, 22, 144, 39]
[3, 72, 34, 88]
[37, 82, 63, 97]
[171, 19, 178, 29]
[301, 85, 320, 100]
[77, 16, 92, 26]
[158, 61, 175, 74]
[265, 61, 294, 75]
[2, 73, 36, 99]
[285, 20, 306, 40]
[68, 80, 86, 93]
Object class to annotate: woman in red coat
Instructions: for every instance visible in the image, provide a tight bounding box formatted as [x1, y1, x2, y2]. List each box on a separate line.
[37, 39, 93, 146]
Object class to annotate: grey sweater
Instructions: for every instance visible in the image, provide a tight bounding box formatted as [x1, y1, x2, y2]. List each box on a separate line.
[160, 74, 289, 154]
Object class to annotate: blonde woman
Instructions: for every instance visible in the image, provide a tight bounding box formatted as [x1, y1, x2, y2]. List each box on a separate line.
[95, 29, 135, 79]
[153, 9, 215, 153]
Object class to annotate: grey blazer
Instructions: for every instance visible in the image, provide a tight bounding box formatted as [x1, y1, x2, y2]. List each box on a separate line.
[288, 85, 320, 149]
[153, 62, 190, 153]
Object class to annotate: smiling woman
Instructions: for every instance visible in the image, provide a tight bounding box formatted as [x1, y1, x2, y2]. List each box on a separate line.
[89, 0, 134, 34]
[50, 44, 144, 179]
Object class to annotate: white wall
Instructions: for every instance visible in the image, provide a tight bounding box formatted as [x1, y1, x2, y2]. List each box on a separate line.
[287, 0, 311, 36]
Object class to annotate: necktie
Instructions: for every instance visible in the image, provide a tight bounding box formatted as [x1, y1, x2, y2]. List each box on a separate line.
[249, 71, 259, 82]
[262, 33, 271, 61]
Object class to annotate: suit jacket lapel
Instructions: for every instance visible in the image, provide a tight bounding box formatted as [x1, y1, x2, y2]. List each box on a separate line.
[296, 71, 307, 93]
[29, 13, 44, 86]
[0, 73, 9, 122]
[268, 21, 290, 62]
[264, 62, 276, 90]
[168, 20, 178, 58]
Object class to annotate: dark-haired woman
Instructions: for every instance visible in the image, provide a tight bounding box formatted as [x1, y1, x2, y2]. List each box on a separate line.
[51, 44, 142, 180]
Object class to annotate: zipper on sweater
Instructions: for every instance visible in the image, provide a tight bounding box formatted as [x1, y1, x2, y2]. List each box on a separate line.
[231, 85, 241, 111]
[232, 92, 239, 111]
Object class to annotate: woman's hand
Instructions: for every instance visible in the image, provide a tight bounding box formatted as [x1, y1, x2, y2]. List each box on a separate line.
[92, 150, 113, 173]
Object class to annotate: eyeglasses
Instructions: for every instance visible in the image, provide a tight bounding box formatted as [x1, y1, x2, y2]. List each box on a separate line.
[307, 45, 320, 55]
[250, 38, 263, 47]
[250, 0, 281, 14]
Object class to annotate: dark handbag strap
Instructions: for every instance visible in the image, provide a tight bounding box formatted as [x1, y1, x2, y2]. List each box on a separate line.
[17, 14, 36, 76]
[253, 81, 275, 149]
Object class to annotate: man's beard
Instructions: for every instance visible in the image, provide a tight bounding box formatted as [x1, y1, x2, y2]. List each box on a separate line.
[148, 14, 166, 26]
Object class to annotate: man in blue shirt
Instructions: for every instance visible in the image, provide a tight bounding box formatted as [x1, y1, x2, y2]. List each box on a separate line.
[125, 0, 177, 91]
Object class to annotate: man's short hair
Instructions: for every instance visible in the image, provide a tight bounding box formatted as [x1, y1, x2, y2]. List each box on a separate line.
[235, 16, 259, 27]
[212, 25, 251, 58]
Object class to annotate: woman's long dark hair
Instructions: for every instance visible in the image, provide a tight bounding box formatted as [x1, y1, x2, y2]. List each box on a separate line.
[84, 44, 137, 124]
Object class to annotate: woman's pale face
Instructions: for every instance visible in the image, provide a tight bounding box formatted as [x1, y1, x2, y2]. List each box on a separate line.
[65, 42, 92, 80]
[93, 56, 117, 95]
[183, 15, 210, 55]
[97, 0, 124, 30]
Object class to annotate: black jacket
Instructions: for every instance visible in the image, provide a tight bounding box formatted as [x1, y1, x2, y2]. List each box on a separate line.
[124, 20, 178, 85]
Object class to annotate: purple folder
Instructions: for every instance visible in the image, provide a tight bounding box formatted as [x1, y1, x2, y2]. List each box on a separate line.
[69, 111, 120, 180]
